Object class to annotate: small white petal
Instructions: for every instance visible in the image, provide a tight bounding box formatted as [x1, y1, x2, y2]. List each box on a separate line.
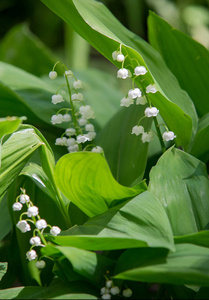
[35, 260, 46, 269]
[27, 206, 39, 217]
[123, 288, 133, 297]
[51, 114, 63, 125]
[132, 125, 144, 136]
[146, 84, 157, 93]
[73, 80, 83, 89]
[26, 250, 37, 261]
[144, 107, 159, 117]
[67, 138, 76, 146]
[65, 128, 76, 136]
[162, 131, 176, 141]
[30, 236, 42, 246]
[134, 66, 147, 76]
[16, 220, 31, 233]
[79, 105, 95, 119]
[78, 118, 88, 126]
[117, 68, 131, 79]
[12, 202, 23, 211]
[77, 134, 91, 144]
[128, 88, 142, 99]
[55, 137, 68, 146]
[19, 194, 30, 204]
[117, 54, 125, 62]
[91, 146, 103, 153]
[49, 71, 57, 80]
[141, 131, 154, 143]
[71, 93, 84, 101]
[136, 96, 147, 105]
[51, 94, 64, 104]
[62, 114, 72, 122]
[120, 97, 134, 107]
[68, 144, 79, 153]
[36, 219, 47, 230]
[50, 226, 61, 236]
[85, 124, 95, 132]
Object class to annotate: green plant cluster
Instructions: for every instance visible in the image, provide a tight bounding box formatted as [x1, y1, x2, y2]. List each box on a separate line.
[0, 0, 209, 299]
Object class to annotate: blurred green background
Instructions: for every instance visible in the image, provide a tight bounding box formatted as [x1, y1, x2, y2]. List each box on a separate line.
[0, 0, 208, 73]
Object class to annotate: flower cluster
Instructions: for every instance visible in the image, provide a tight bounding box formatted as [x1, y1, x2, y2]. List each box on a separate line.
[49, 64, 103, 154]
[113, 45, 176, 144]
[13, 189, 61, 269]
[100, 278, 133, 299]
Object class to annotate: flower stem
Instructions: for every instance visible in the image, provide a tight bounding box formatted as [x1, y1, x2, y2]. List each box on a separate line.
[153, 117, 166, 153]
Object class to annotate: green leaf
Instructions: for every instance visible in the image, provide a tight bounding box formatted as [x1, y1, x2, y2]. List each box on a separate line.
[41, 0, 197, 150]
[46, 191, 174, 251]
[0, 283, 97, 299]
[0, 127, 42, 200]
[148, 11, 209, 117]
[0, 263, 7, 281]
[148, 147, 209, 236]
[190, 113, 209, 162]
[0, 23, 59, 76]
[55, 152, 146, 217]
[0, 117, 23, 140]
[114, 244, 209, 287]
[0, 196, 12, 241]
[97, 104, 152, 186]
[174, 231, 209, 248]
[42, 245, 114, 285]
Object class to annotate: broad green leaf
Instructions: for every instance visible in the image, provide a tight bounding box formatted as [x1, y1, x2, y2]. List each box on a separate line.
[148, 11, 209, 117]
[0, 196, 12, 241]
[0, 263, 7, 281]
[46, 191, 174, 251]
[114, 244, 209, 287]
[0, 283, 97, 299]
[0, 117, 23, 140]
[54, 152, 146, 217]
[42, 245, 114, 285]
[41, 0, 198, 150]
[0, 127, 42, 200]
[190, 113, 209, 162]
[97, 104, 152, 186]
[174, 231, 209, 248]
[148, 147, 209, 236]
[0, 23, 59, 76]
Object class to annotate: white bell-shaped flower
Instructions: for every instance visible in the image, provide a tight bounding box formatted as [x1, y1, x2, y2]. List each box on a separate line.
[50, 226, 61, 236]
[71, 93, 84, 101]
[35, 260, 46, 269]
[141, 131, 154, 143]
[117, 68, 131, 79]
[91, 146, 103, 153]
[26, 249, 37, 261]
[120, 97, 134, 107]
[19, 194, 30, 204]
[144, 107, 159, 117]
[79, 105, 95, 120]
[65, 128, 76, 136]
[49, 71, 57, 80]
[73, 80, 83, 89]
[27, 206, 39, 217]
[62, 114, 72, 122]
[110, 286, 120, 295]
[136, 96, 147, 105]
[12, 202, 23, 211]
[128, 88, 142, 99]
[51, 94, 64, 104]
[122, 288, 133, 298]
[132, 125, 144, 136]
[51, 114, 63, 125]
[30, 236, 42, 246]
[68, 144, 79, 153]
[134, 66, 147, 76]
[36, 219, 47, 230]
[162, 131, 176, 141]
[16, 220, 31, 233]
[146, 84, 157, 93]
[77, 134, 91, 144]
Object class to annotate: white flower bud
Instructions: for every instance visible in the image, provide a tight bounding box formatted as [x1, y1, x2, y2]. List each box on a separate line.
[87, 131, 96, 140]
[36, 219, 47, 230]
[26, 249, 37, 261]
[78, 118, 88, 126]
[117, 54, 125, 62]
[110, 286, 120, 295]
[162, 131, 176, 141]
[79, 105, 95, 120]
[68, 145, 79, 153]
[27, 206, 39, 217]
[30, 236, 42, 246]
[49, 71, 57, 80]
[35, 260, 46, 269]
[50, 226, 61, 236]
[122, 288, 133, 297]
[112, 51, 120, 60]
[85, 124, 95, 132]
[12, 202, 23, 211]
[141, 131, 154, 143]
[51, 114, 63, 125]
[67, 138, 76, 146]
[62, 114, 72, 122]
[101, 294, 111, 300]
[145, 107, 159, 117]
[91, 146, 103, 153]
[55, 137, 68, 146]
[101, 287, 110, 295]
[128, 88, 142, 99]
[51, 94, 64, 105]
[72, 93, 84, 101]
[146, 84, 157, 93]
[73, 80, 83, 89]
[136, 96, 147, 105]
[132, 125, 144, 136]
[134, 66, 147, 76]
[77, 134, 91, 144]
[19, 194, 30, 204]
[65, 128, 76, 136]
[65, 70, 74, 78]
[117, 68, 131, 79]
[106, 280, 113, 288]
[120, 97, 134, 107]
[16, 220, 31, 233]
